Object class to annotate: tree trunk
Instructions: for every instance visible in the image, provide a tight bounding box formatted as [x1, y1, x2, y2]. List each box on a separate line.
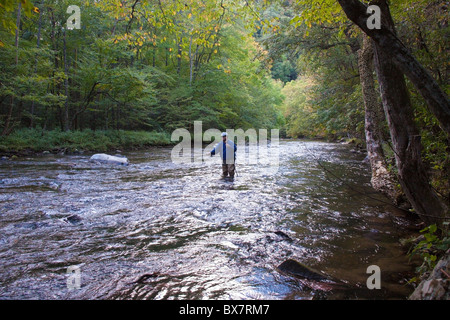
[370, 1, 447, 225]
[30, 5, 43, 128]
[15, 2, 22, 65]
[358, 34, 400, 203]
[177, 36, 182, 74]
[165, 47, 169, 67]
[189, 35, 194, 86]
[63, 28, 70, 132]
[3, 2, 22, 135]
[337, 0, 450, 137]
[1, 97, 14, 136]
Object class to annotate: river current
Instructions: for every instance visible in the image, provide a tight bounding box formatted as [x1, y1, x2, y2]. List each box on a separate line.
[0, 140, 419, 299]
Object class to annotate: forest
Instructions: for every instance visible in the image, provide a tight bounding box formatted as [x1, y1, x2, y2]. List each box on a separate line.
[0, 0, 285, 142]
[0, 0, 449, 296]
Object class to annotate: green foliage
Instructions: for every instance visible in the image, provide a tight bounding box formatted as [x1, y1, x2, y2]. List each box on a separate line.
[0, 0, 37, 43]
[281, 76, 320, 138]
[271, 55, 297, 83]
[259, 1, 363, 140]
[408, 223, 450, 282]
[0, 128, 172, 152]
[392, 0, 450, 202]
[0, 0, 285, 145]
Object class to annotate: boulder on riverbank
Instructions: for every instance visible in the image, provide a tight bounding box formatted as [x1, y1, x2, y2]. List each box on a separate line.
[409, 250, 450, 300]
[89, 153, 129, 166]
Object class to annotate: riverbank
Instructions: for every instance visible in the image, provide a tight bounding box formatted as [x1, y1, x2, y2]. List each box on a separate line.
[0, 128, 174, 157]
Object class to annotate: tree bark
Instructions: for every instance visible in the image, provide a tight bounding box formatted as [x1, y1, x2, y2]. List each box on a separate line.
[3, 2, 22, 135]
[358, 34, 399, 203]
[15, 2, 22, 65]
[63, 28, 70, 131]
[370, 1, 447, 225]
[189, 35, 193, 86]
[177, 36, 182, 75]
[337, 0, 450, 137]
[1, 97, 14, 136]
[30, 5, 43, 128]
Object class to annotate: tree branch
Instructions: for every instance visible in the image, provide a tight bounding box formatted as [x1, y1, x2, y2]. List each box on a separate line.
[337, 0, 450, 136]
[126, 0, 140, 34]
[71, 81, 100, 123]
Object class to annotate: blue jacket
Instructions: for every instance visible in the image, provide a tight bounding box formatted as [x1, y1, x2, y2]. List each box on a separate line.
[211, 140, 237, 164]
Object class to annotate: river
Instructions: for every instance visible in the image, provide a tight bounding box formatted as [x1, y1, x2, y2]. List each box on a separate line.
[0, 140, 419, 299]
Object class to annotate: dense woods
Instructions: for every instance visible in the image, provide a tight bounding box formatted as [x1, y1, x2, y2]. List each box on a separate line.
[0, 0, 284, 135]
[0, 0, 448, 224]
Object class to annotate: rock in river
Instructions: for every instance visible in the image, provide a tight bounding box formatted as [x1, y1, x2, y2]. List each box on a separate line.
[89, 153, 129, 166]
[65, 214, 82, 224]
[277, 259, 330, 281]
[277, 259, 348, 292]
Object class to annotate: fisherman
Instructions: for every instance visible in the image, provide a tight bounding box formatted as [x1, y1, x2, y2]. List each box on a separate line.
[210, 132, 237, 178]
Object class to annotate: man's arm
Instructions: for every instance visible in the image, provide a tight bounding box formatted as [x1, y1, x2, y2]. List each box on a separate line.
[211, 143, 219, 156]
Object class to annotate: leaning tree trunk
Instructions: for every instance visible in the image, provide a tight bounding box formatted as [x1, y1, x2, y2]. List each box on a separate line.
[370, 2, 447, 225]
[358, 34, 400, 203]
[337, 0, 450, 137]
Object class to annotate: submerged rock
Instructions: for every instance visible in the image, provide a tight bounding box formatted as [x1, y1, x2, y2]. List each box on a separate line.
[277, 259, 349, 292]
[44, 181, 61, 191]
[277, 259, 330, 281]
[89, 153, 129, 166]
[133, 272, 161, 284]
[274, 230, 293, 242]
[65, 214, 82, 224]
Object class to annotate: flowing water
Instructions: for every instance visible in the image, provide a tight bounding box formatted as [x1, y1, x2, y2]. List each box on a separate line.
[0, 140, 420, 300]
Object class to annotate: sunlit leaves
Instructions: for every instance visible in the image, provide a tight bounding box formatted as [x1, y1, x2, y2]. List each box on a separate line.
[289, 0, 346, 28]
[0, 0, 37, 45]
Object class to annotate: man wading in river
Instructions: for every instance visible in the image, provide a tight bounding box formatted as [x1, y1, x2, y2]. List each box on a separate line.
[210, 132, 237, 179]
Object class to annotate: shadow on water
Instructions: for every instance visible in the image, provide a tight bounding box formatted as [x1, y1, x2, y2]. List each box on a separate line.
[0, 140, 421, 299]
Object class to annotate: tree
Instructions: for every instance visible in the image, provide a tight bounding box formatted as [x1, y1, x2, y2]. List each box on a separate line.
[336, 0, 450, 137]
[357, 34, 399, 203]
[370, 1, 447, 225]
[281, 0, 449, 223]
